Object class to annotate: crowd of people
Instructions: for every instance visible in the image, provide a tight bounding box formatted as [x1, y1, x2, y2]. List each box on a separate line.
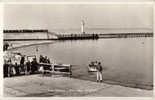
[4, 56, 38, 77]
[3, 52, 51, 77]
[39, 55, 50, 63]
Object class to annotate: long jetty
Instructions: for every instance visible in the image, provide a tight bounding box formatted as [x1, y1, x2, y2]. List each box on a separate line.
[99, 32, 153, 38]
[3, 30, 153, 41]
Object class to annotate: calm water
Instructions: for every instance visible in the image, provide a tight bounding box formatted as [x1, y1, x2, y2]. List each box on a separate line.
[9, 38, 153, 89]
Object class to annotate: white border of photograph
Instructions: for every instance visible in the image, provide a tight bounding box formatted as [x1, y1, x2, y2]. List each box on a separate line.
[0, 1, 154, 100]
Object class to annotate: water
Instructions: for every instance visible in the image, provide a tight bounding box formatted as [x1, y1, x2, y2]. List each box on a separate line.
[9, 38, 153, 89]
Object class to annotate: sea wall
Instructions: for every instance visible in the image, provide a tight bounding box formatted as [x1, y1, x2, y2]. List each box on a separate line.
[4, 32, 57, 40]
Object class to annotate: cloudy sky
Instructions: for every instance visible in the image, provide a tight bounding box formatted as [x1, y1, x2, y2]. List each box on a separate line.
[4, 4, 153, 33]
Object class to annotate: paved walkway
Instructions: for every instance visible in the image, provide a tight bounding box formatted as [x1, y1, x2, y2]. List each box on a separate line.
[3, 75, 153, 97]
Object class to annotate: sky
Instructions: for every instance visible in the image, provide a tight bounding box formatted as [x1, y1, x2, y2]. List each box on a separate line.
[4, 4, 153, 33]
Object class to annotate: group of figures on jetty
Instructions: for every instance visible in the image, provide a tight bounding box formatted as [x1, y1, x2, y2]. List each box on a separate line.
[3, 51, 51, 77]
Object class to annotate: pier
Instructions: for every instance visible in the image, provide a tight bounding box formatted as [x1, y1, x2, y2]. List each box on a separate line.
[3, 30, 153, 41]
[57, 33, 99, 40]
[99, 32, 153, 38]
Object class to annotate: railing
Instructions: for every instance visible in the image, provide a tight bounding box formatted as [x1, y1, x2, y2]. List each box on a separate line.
[39, 63, 72, 77]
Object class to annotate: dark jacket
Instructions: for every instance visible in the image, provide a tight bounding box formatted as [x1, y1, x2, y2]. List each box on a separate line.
[96, 64, 103, 72]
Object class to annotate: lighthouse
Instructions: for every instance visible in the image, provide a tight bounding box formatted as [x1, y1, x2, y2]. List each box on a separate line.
[81, 19, 85, 34]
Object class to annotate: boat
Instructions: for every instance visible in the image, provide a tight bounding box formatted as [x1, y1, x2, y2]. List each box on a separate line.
[88, 61, 97, 72]
[88, 67, 97, 72]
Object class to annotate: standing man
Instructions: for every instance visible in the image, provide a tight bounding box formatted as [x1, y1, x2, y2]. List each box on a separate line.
[31, 58, 38, 74]
[96, 62, 103, 82]
[20, 55, 25, 73]
[7, 59, 12, 77]
[26, 60, 31, 75]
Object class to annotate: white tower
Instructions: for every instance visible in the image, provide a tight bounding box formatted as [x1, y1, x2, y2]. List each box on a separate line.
[81, 19, 85, 34]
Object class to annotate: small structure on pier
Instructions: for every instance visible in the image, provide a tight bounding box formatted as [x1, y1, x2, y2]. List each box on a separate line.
[55, 19, 99, 40]
[81, 19, 85, 34]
